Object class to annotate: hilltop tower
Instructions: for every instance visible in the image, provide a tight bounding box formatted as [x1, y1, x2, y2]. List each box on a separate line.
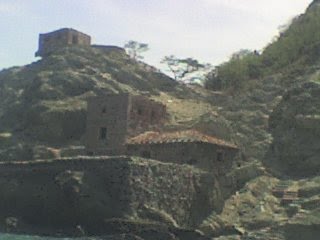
[35, 28, 91, 57]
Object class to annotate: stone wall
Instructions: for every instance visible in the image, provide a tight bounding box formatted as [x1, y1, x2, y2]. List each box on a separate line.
[266, 81, 320, 177]
[128, 96, 166, 134]
[36, 28, 91, 57]
[85, 94, 167, 155]
[0, 156, 220, 233]
[0, 157, 131, 229]
[128, 158, 221, 227]
[127, 142, 238, 174]
[91, 45, 126, 54]
[85, 95, 130, 155]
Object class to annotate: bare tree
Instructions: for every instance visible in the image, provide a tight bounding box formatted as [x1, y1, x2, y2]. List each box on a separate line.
[124, 40, 149, 60]
[161, 55, 211, 83]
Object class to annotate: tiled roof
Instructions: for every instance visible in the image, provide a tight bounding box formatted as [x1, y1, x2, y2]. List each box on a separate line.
[126, 130, 238, 149]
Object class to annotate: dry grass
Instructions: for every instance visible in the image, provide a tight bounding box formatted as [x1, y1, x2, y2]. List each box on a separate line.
[153, 92, 218, 126]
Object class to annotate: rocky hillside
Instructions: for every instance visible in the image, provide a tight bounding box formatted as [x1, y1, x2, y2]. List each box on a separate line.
[206, 0, 320, 91]
[1, 1, 320, 239]
[0, 46, 176, 144]
[195, 1, 320, 238]
[265, 81, 320, 177]
[0, 46, 240, 239]
[0, 46, 234, 161]
[201, 175, 320, 240]
[202, 0, 320, 163]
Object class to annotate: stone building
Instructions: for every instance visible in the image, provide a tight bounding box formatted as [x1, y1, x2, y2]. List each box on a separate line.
[35, 28, 91, 57]
[85, 94, 167, 155]
[85, 94, 239, 173]
[126, 130, 239, 173]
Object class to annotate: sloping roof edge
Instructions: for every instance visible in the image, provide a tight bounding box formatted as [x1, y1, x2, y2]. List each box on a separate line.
[126, 130, 238, 149]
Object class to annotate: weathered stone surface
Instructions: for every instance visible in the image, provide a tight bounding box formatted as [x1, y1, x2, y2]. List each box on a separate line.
[85, 94, 166, 155]
[266, 81, 320, 177]
[0, 45, 183, 159]
[36, 28, 91, 57]
[0, 156, 220, 236]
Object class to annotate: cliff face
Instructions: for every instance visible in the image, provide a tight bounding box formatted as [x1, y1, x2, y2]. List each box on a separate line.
[266, 81, 320, 177]
[0, 46, 177, 146]
[196, 1, 320, 238]
[0, 45, 235, 162]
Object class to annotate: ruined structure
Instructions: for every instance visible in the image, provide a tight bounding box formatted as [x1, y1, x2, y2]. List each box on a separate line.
[85, 94, 167, 155]
[35, 28, 91, 57]
[35, 28, 127, 58]
[126, 130, 239, 173]
[91, 45, 126, 54]
[85, 94, 239, 173]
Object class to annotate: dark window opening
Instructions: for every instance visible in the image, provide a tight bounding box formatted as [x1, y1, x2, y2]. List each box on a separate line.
[217, 151, 224, 162]
[102, 107, 106, 113]
[141, 151, 151, 158]
[187, 158, 197, 164]
[151, 110, 156, 119]
[72, 35, 78, 44]
[137, 108, 143, 115]
[271, 144, 275, 152]
[99, 127, 107, 140]
[87, 151, 94, 156]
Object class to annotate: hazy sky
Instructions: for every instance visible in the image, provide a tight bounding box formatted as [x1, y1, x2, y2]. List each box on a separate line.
[0, 0, 312, 70]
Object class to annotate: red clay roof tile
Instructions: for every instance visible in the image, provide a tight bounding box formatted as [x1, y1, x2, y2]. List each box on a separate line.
[126, 130, 238, 149]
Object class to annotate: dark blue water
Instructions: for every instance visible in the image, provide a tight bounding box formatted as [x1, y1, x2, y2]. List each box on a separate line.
[0, 234, 103, 240]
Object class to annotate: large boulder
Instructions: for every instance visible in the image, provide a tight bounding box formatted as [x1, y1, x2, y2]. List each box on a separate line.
[266, 81, 320, 177]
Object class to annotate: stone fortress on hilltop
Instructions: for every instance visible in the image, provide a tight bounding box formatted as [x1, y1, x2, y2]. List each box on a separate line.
[35, 28, 124, 57]
[35, 28, 91, 57]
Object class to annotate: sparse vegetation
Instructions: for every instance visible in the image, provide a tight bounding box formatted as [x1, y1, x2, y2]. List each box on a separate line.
[205, 4, 320, 91]
[161, 55, 211, 83]
[2, 1, 320, 238]
[124, 40, 149, 60]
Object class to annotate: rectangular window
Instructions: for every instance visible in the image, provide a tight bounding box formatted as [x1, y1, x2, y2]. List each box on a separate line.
[217, 151, 224, 162]
[72, 35, 78, 44]
[99, 127, 107, 140]
[137, 108, 143, 115]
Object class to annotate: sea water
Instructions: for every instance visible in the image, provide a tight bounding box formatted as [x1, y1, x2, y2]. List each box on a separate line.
[0, 233, 103, 240]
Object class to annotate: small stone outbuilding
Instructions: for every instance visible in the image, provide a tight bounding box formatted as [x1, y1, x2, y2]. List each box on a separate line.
[126, 130, 239, 173]
[35, 28, 91, 57]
